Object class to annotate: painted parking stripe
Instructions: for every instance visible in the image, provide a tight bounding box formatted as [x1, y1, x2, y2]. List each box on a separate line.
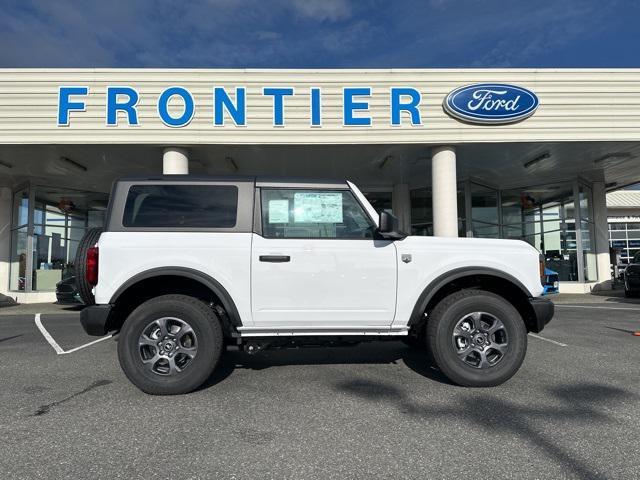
[528, 333, 568, 347]
[35, 313, 113, 355]
[555, 304, 640, 311]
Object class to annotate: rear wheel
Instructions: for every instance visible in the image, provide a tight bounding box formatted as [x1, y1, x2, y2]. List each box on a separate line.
[426, 290, 527, 387]
[74, 227, 103, 305]
[117, 294, 223, 395]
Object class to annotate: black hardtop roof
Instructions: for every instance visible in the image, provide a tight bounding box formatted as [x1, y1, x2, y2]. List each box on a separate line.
[114, 175, 350, 187]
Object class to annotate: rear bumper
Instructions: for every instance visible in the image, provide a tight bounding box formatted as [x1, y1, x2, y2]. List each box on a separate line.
[529, 297, 554, 333]
[80, 304, 113, 336]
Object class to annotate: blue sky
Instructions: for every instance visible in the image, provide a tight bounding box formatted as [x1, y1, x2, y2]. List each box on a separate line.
[0, 0, 638, 68]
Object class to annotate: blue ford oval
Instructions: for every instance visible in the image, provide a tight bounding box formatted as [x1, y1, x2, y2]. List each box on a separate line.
[444, 83, 539, 124]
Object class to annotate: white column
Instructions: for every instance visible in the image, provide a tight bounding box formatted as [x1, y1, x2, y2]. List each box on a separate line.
[0, 187, 11, 295]
[392, 184, 411, 233]
[431, 146, 458, 237]
[163, 147, 189, 175]
[592, 181, 611, 283]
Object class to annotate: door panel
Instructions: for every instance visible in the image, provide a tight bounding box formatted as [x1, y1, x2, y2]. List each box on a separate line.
[251, 234, 397, 327]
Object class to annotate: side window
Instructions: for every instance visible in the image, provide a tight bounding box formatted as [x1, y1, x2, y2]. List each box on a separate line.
[123, 184, 238, 228]
[261, 189, 375, 239]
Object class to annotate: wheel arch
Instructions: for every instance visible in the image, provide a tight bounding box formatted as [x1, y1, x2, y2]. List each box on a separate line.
[409, 267, 540, 333]
[109, 267, 243, 330]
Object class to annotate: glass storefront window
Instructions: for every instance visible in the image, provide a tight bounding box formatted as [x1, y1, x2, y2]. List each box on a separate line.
[578, 184, 593, 222]
[472, 222, 499, 238]
[410, 188, 432, 235]
[470, 183, 498, 225]
[12, 189, 29, 227]
[9, 227, 28, 291]
[409, 185, 466, 237]
[363, 191, 392, 214]
[9, 183, 108, 293]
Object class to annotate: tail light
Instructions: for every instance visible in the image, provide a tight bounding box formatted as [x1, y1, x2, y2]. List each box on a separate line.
[86, 246, 99, 286]
[539, 254, 545, 284]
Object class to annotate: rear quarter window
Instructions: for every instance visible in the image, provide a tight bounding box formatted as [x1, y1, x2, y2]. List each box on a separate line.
[123, 184, 238, 228]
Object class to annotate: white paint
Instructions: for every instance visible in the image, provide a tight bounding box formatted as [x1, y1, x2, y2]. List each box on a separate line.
[94, 231, 254, 325]
[95, 182, 544, 333]
[529, 333, 568, 347]
[162, 147, 189, 174]
[392, 235, 544, 327]
[34, 313, 113, 355]
[431, 146, 458, 238]
[250, 233, 398, 326]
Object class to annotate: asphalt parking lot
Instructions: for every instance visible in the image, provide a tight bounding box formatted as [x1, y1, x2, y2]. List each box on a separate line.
[1, 296, 639, 480]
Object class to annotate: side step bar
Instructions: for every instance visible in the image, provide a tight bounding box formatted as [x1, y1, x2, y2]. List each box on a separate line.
[235, 326, 409, 337]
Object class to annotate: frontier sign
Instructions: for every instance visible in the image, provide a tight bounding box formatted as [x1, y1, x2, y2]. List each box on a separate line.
[56, 83, 538, 128]
[56, 86, 424, 128]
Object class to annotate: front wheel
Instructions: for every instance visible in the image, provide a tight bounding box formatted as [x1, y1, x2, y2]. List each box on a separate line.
[426, 290, 527, 387]
[118, 294, 223, 395]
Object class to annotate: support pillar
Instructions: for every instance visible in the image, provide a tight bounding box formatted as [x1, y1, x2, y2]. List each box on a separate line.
[431, 146, 458, 237]
[163, 147, 189, 175]
[592, 181, 611, 283]
[392, 184, 411, 233]
[0, 187, 11, 295]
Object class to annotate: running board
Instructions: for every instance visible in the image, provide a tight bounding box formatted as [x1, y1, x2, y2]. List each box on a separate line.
[235, 326, 409, 337]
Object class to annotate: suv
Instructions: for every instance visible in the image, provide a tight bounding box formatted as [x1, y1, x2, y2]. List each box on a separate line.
[79, 176, 553, 394]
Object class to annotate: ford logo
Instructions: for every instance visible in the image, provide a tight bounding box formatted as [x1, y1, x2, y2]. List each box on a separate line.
[444, 83, 539, 124]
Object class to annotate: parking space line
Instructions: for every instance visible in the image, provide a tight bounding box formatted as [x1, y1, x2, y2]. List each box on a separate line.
[555, 304, 640, 311]
[529, 333, 568, 347]
[35, 313, 113, 355]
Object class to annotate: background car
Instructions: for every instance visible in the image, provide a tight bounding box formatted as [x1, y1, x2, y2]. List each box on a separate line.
[543, 267, 559, 295]
[623, 252, 640, 297]
[55, 276, 82, 304]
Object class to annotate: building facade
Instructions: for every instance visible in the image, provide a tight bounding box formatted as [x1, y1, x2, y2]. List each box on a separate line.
[1, 68, 640, 302]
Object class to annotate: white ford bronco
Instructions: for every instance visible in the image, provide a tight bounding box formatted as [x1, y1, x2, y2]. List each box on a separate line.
[79, 176, 553, 394]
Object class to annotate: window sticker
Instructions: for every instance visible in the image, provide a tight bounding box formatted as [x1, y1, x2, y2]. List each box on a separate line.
[268, 199, 289, 223]
[293, 192, 343, 223]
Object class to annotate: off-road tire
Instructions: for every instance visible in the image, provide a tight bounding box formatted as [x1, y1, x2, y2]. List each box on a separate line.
[74, 227, 103, 305]
[426, 289, 527, 387]
[118, 294, 223, 395]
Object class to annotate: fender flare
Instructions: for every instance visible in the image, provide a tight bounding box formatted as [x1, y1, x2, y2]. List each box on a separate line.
[109, 267, 243, 326]
[408, 266, 533, 326]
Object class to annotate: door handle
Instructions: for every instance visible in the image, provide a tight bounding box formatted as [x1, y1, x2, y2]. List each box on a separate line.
[259, 255, 290, 263]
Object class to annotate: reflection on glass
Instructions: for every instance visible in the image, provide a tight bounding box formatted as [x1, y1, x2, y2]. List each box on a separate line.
[363, 191, 392, 214]
[9, 228, 28, 291]
[12, 189, 29, 227]
[410, 188, 431, 235]
[471, 183, 498, 224]
[472, 222, 499, 238]
[579, 184, 592, 222]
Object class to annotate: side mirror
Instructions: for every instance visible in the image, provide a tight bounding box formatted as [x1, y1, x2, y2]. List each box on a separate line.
[378, 211, 406, 239]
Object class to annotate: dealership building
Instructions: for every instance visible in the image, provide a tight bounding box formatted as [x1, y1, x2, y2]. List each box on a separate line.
[1, 68, 640, 302]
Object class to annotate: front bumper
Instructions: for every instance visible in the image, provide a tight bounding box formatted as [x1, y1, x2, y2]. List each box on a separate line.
[529, 297, 554, 333]
[80, 304, 113, 336]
